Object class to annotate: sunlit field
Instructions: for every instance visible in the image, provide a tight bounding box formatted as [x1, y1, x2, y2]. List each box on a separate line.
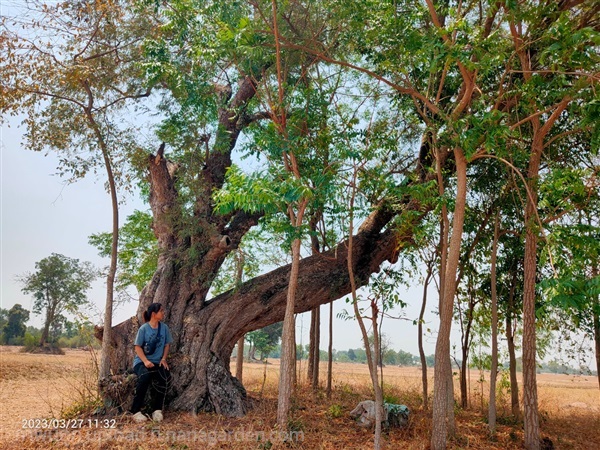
[1, 346, 598, 449]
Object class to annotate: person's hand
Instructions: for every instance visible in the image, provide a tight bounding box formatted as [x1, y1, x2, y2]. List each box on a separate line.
[144, 360, 155, 368]
[160, 358, 169, 370]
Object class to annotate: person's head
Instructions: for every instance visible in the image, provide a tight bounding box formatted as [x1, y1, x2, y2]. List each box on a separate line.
[143, 303, 164, 322]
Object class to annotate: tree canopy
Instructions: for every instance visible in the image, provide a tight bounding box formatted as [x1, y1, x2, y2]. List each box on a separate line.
[19, 253, 96, 346]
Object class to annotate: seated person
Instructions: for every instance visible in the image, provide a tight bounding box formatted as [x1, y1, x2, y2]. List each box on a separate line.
[130, 303, 173, 422]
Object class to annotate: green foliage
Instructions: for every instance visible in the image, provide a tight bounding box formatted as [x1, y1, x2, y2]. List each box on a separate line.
[246, 322, 283, 361]
[471, 352, 492, 372]
[61, 395, 103, 421]
[2, 304, 29, 344]
[57, 322, 101, 349]
[331, 346, 423, 366]
[383, 392, 401, 406]
[335, 351, 350, 363]
[347, 348, 357, 361]
[327, 404, 343, 418]
[0, 0, 155, 189]
[295, 343, 306, 361]
[23, 332, 39, 349]
[214, 165, 290, 216]
[540, 199, 600, 341]
[19, 254, 96, 344]
[340, 265, 409, 320]
[0, 308, 7, 336]
[89, 210, 158, 293]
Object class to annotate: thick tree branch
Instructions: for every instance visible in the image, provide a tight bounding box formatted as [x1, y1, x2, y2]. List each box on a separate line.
[204, 197, 428, 353]
[198, 75, 262, 220]
[224, 210, 264, 249]
[148, 143, 179, 257]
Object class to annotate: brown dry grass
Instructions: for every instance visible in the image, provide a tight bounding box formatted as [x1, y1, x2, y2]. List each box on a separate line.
[1, 346, 599, 449]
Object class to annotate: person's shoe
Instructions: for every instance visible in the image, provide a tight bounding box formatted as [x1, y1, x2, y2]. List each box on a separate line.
[151, 410, 163, 422]
[132, 411, 148, 423]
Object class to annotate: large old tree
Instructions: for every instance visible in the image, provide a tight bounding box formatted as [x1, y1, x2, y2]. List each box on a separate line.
[92, 0, 437, 417]
[0, 0, 430, 417]
[103, 81, 432, 415]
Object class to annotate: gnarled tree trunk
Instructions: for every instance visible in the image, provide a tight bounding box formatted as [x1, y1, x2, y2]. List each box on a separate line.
[98, 74, 435, 417]
[103, 197, 424, 416]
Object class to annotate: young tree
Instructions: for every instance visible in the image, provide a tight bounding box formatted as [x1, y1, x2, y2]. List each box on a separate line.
[339, 110, 417, 447]
[19, 254, 95, 347]
[346, 162, 385, 450]
[501, 4, 598, 446]
[306, 304, 320, 389]
[326, 299, 334, 399]
[270, 2, 311, 422]
[489, 213, 500, 434]
[418, 252, 436, 409]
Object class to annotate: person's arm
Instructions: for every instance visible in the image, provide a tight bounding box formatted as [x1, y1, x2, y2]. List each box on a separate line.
[135, 345, 155, 368]
[160, 343, 170, 370]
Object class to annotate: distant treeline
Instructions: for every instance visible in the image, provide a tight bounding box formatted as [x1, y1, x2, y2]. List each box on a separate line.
[1, 305, 99, 349]
[240, 343, 435, 366]
[240, 343, 595, 376]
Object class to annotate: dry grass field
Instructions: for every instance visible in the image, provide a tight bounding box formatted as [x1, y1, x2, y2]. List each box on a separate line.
[1, 345, 599, 449]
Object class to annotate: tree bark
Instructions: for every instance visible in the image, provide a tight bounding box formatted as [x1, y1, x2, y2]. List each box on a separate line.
[92, 113, 119, 381]
[521, 96, 571, 450]
[433, 143, 456, 439]
[371, 304, 384, 450]
[431, 148, 467, 450]
[522, 193, 541, 450]
[588, 253, 600, 390]
[593, 259, 600, 391]
[236, 336, 244, 382]
[307, 309, 316, 382]
[459, 298, 474, 410]
[40, 311, 51, 346]
[307, 212, 322, 388]
[307, 306, 320, 391]
[506, 270, 520, 418]
[277, 236, 302, 428]
[488, 213, 500, 434]
[234, 250, 245, 382]
[595, 298, 600, 391]
[419, 261, 433, 410]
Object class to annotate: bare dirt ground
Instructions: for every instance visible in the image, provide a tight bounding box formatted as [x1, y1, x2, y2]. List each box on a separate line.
[1, 345, 599, 449]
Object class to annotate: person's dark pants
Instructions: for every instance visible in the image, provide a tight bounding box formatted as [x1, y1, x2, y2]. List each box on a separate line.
[131, 363, 171, 414]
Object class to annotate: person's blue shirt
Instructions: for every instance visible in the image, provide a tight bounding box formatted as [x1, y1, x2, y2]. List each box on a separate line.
[133, 322, 173, 368]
